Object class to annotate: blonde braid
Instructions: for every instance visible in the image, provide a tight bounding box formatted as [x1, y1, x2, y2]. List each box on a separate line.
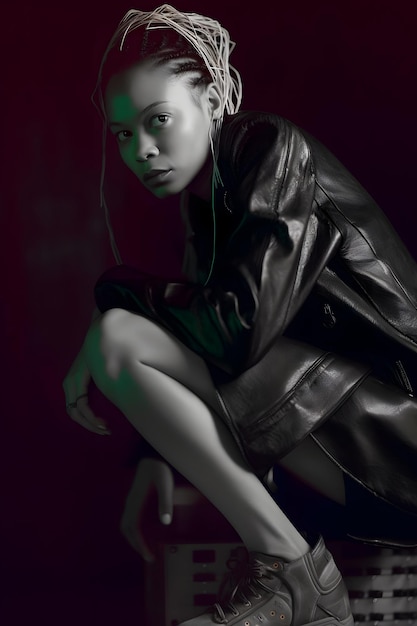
[91, 4, 242, 266]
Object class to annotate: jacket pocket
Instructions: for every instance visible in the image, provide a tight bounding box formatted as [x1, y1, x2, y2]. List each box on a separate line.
[216, 335, 370, 474]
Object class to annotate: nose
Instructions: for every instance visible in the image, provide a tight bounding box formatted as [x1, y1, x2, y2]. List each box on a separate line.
[135, 131, 159, 162]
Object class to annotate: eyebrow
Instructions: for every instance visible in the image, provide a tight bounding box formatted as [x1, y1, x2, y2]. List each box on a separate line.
[109, 100, 169, 128]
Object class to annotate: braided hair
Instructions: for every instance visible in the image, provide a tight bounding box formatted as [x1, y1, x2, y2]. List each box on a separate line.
[93, 4, 242, 119]
[92, 4, 242, 267]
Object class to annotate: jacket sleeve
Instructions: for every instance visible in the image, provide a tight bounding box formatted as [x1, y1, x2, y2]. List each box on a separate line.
[307, 130, 417, 346]
[95, 115, 340, 376]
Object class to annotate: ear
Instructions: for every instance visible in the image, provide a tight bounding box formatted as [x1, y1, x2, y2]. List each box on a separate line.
[206, 82, 223, 120]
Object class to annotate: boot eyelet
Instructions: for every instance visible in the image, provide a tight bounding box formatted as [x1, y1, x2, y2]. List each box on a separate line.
[280, 615, 286, 621]
[254, 592, 262, 600]
[270, 610, 276, 617]
[272, 561, 280, 569]
[244, 601, 252, 607]
[244, 622, 250, 626]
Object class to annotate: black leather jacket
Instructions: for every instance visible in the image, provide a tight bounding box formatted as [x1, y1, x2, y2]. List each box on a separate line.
[95, 111, 417, 522]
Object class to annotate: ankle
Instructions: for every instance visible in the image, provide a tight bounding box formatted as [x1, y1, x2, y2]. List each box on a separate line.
[247, 534, 310, 561]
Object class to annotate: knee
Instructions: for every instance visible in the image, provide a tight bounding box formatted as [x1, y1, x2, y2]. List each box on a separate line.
[84, 308, 133, 383]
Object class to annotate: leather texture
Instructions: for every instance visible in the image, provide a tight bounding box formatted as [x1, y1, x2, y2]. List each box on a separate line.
[215, 335, 369, 465]
[95, 111, 417, 533]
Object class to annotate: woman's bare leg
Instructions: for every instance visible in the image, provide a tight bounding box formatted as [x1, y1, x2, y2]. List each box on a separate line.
[84, 309, 310, 560]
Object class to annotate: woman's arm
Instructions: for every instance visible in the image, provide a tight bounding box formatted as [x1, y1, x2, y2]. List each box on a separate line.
[62, 306, 110, 434]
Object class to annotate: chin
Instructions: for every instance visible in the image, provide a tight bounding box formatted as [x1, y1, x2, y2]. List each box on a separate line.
[152, 186, 182, 199]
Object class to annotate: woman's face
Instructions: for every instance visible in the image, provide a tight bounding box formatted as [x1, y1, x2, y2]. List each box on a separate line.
[105, 59, 216, 199]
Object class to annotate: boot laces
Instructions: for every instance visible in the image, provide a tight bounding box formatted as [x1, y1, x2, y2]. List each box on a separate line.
[213, 551, 275, 624]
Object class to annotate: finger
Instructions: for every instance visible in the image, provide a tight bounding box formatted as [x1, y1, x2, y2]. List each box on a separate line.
[66, 400, 110, 435]
[67, 407, 110, 435]
[76, 397, 111, 434]
[64, 377, 106, 434]
[155, 462, 174, 525]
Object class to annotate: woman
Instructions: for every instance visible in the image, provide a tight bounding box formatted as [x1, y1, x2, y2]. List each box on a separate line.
[63, 5, 417, 625]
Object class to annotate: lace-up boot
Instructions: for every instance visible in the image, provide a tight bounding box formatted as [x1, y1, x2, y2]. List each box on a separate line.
[179, 536, 353, 625]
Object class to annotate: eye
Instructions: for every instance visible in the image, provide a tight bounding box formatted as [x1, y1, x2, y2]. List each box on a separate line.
[115, 130, 132, 143]
[149, 114, 170, 128]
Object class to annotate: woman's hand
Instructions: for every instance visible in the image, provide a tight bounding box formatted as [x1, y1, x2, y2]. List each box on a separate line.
[62, 330, 111, 435]
[120, 458, 174, 562]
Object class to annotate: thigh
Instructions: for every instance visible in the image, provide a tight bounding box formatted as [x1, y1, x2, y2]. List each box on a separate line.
[90, 308, 223, 414]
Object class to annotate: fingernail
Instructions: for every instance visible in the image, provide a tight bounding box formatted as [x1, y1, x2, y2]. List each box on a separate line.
[161, 513, 172, 525]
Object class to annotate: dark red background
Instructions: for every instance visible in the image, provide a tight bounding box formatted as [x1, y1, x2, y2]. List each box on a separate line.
[2, 1, 416, 624]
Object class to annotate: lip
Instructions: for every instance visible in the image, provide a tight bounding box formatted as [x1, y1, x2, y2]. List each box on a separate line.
[143, 169, 172, 184]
